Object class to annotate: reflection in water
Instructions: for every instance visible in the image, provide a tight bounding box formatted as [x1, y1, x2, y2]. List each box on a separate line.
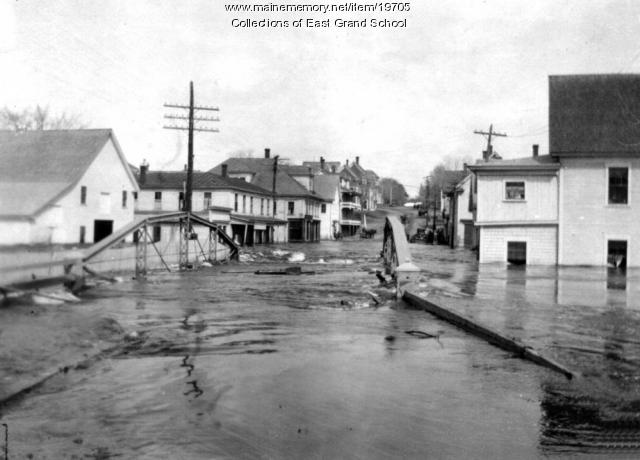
[409, 246, 640, 453]
[607, 268, 627, 291]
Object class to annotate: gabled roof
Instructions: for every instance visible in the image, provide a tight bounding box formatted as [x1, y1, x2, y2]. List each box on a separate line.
[209, 157, 275, 175]
[468, 155, 560, 173]
[340, 167, 358, 180]
[139, 171, 271, 195]
[313, 174, 340, 202]
[210, 156, 325, 200]
[252, 170, 321, 199]
[0, 129, 138, 219]
[348, 161, 367, 177]
[549, 74, 640, 156]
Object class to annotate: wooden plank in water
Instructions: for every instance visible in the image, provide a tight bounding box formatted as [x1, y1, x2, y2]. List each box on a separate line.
[403, 289, 574, 380]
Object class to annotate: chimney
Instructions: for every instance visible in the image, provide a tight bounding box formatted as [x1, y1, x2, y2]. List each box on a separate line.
[532, 144, 539, 157]
[139, 160, 148, 185]
[221, 164, 228, 177]
[346, 159, 349, 166]
[265, 148, 270, 159]
[320, 156, 325, 171]
[356, 156, 360, 165]
[183, 164, 187, 171]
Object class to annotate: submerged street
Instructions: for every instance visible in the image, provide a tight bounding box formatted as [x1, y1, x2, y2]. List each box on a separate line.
[2, 237, 640, 458]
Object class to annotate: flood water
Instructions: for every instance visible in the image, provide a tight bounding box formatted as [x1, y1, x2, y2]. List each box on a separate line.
[2, 239, 640, 458]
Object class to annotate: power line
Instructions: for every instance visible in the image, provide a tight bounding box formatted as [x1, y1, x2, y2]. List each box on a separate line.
[162, 82, 220, 212]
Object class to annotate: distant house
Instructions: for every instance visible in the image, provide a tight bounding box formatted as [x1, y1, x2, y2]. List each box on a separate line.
[135, 166, 285, 245]
[313, 174, 341, 239]
[447, 173, 477, 249]
[438, 170, 470, 247]
[0, 129, 139, 245]
[550, 74, 640, 267]
[468, 148, 560, 264]
[364, 169, 382, 210]
[338, 162, 362, 236]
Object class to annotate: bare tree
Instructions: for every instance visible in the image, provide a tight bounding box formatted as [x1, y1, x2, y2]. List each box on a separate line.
[0, 105, 86, 131]
[441, 153, 474, 170]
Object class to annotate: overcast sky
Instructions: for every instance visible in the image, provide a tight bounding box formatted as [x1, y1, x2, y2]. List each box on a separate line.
[1, 0, 639, 194]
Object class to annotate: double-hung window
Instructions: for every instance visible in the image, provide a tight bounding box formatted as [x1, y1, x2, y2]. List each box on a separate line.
[608, 167, 628, 205]
[505, 181, 525, 200]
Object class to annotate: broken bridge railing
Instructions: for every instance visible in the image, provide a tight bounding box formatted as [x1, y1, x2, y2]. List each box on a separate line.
[382, 215, 420, 297]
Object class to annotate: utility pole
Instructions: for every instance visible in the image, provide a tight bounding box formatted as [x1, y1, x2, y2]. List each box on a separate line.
[432, 186, 437, 244]
[473, 124, 507, 161]
[163, 81, 219, 269]
[272, 155, 279, 216]
[424, 176, 430, 228]
[164, 82, 220, 211]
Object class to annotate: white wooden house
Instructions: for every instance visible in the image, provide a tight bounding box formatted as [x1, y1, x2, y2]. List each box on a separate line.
[468, 151, 560, 265]
[0, 129, 139, 245]
[209, 150, 324, 242]
[550, 74, 640, 267]
[135, 167, 285, 245]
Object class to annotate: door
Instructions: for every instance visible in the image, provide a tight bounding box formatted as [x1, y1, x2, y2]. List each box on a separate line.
[507, 241, 527, 265]
[93, 220, 113, 243]
[607, 240, 627, 268]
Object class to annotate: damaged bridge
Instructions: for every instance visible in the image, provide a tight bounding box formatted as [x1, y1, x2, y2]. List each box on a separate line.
[1, 212, 239, 293]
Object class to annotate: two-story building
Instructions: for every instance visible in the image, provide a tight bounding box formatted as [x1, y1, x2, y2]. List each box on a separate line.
[136, 166, 286, 245]
[0, 129, 139, 245]
[209, 150, 324, 242]
[468, 149, 560, 264]
[252, 169, 322, 242]
[550, 74, 640, 267]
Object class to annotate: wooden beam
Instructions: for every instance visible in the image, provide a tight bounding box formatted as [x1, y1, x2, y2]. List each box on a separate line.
[402, 289, 574, 380]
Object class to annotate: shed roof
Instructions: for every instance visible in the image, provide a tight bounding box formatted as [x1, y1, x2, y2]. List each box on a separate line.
[468, 155, 560, 172]
[549, 74, 640, 156]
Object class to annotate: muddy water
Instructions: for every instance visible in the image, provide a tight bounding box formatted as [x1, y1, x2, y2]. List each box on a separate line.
[1, 240, 640, 458]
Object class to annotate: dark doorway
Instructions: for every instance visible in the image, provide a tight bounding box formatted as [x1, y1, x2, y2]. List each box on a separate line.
[231, 224, 245, 245]
[288, 220, 303, 241]
[246, 225, 254, 246]
[507, 241, 527, 265]
[608, 240, 627, 268]
[93, 220, 113, 243]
